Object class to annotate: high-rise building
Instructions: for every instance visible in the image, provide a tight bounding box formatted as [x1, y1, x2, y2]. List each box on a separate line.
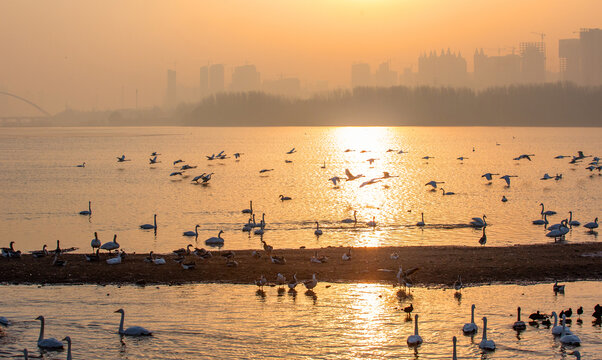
[374, 62, 398, 87]
[559, 39, 581, 84]
[165, 69, 177, 108]
[520, 42, 546, 83]
[580, 28, 602, 86]
[418, 49, 467, 86]
[474, 48, 521, 87]
[351, 63, 371, 88]
[209, 64, 225, 93]
[200, 66, 209, 98]
[230, 65, 261, 92]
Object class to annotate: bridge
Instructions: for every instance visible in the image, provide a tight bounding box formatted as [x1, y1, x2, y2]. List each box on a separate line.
[0, 91, 53, 125]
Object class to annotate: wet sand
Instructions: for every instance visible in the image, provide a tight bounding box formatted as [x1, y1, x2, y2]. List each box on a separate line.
[1, 243, 602, 286]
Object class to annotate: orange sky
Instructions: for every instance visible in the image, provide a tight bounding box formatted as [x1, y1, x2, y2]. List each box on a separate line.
[0, 0, 600, 112]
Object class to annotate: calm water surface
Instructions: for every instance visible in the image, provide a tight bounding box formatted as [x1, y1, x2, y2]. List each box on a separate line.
[0, 126, 600, 254]
[1, 281, 601, 359]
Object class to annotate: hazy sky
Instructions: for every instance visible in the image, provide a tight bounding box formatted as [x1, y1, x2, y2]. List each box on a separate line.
[1, 0, 600, 113]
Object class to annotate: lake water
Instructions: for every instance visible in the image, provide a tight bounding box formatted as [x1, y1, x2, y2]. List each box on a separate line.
[0, 126, 600, 254]
[1, 281, 601, 359]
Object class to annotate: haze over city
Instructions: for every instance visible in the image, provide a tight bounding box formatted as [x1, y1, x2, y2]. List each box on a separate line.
[1, 0, 601, 114]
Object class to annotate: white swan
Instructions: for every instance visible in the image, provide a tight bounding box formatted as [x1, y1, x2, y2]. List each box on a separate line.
[62, 336, 72, 360]
[417, 213, 425, 226]
[559, 314, 581, 345]
[584, 217, 599, 231]
[551, 311, 572, 336]
[441, 188, 455, 195]
[470, 215, 487, 227]
[342, 248, 352, 261]
[533, 214, 548, 225]
[540, 203, 557, 216]
[304, 273, 318, 291]
[100, 234, 120, 253]
[367, 216, 377, 227]
[341, 211, 357, 224]
[513, 307, 526, 330]
[462, 304, 478, 333]
[479, 317, 495, 350]
[79, 201, 91, 215]
[183, 225, 200, 237]
[407, 314, 423, 346]
[106, 251, 124, 265]
[314, 222, 323, 236]
[91, 232, 101, 250]
[568, 211, 580, 226]
[205, 230, 225, 246]
[115, 309, 152, 336]
[35, 316, 63, 349]
[242, 201, 253, 214]
[500, 175, 517, 186]
[140, 214, 157, 230]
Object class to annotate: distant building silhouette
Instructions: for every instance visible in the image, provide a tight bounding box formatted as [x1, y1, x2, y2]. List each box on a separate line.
[165, 69, 177, 108]
[263, 76, 301, 97]
[520, 42, 546, 83]
[474, 49, 521, 88]
[231, 65, 261, 92]
[418, 49, 467, 86]
[580, 28, 602, 86]
[374, 62, 398, 87]
[200, 66, 209, 98]
[209, 64, 225, 93]
[351, 63, 371, 88]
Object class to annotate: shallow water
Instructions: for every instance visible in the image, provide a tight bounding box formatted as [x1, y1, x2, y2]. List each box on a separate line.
[1, 281, 601, 359]
[0, 126, 600, 254]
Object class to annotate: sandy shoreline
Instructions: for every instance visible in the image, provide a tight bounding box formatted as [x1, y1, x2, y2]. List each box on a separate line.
[1, 243, 602, 287]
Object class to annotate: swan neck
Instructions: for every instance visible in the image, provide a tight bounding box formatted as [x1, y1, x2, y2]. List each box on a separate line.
[470, 306, 475, 323]
[119, 312, 125, 334]
[154, 215, 157, 227]
[67, 339, 72, 360]
[518, 307, 521, 321]
[414, 316, 419, 336]
[38, 318, 44, 342]
[553, 312, 558, 327]
[482, 319, 487, 340]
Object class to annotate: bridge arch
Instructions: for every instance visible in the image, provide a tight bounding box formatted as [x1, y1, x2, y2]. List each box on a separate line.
[0, 91, 51, 117]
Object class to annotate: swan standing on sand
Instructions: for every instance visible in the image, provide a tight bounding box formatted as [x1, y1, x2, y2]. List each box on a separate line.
[416, 213, 425, 226]
[479, 317, 495, 350]
[559, 314, 581, 345]
[341, 211, 357, 224]
[140, 214, 157, 230]
[106, 251, 124, 265]
[115, 309, 152, 336]
[183, 225, 200, 237]
[205, 230, 225, 246]
[407, 315, 423, 346]
[100, 234, 120, 253]
[79, 201, 92, 215]
[35, 316, 63, 349]
[91, 232, 101, 251]
[314, 222, 323, 236]
[2, 241, 22, 258]
[513, 307, 527, 330]
[463, 304, 478, 333]
[342, 248, 352, 261]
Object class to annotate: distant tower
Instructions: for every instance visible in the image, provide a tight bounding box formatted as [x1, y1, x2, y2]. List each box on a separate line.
[209, 64, 225, 93]
[579, 28, 602, 86]
[231, 64, 261, 92]
[520, 42, 546, 83]
[351, 63, 371, 88]
[166, 69, 177, 108]
[200, 66, 209, 98]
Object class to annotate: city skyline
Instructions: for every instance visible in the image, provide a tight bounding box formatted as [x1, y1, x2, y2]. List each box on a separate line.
[1, 0, 601, 113]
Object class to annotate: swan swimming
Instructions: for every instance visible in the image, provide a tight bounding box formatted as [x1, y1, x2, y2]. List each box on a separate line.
[76, 162, 85, 168]
[568, 211, 580, 226]
[551, 311, 572, 336]
[366, 216, 377, 227]
[79, 201, 92, 215]
[584, 217, 599, 231]
[314, 222, 323, 236]
[462, 304, 478, 333]
[406, 314, 423, 346]
[205, 230, 225, 246]
[35, 316, 63, 349]
[242, 201, 253, 214]
[513, 307, 527, 330]
[62, 336, 73, 360]
[470, 215, 487, 227]
[559, 314, 581, 345]
[115, 309, 152, 336]
[441, 188, 455, 195]
[540, 203, 557, 216]
[139, 214, 157, 230]
[416, 213, 425, 226]
[479, 317, 495, 350]
[183, 225, 200, 237]
[341, 210, 357, 224]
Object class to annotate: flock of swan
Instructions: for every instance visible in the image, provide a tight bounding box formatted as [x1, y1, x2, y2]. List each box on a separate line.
[0, 309, 151, 359]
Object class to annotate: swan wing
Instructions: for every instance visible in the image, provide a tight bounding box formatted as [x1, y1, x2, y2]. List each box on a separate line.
[124, 326, 152, 336]
[38, 338, 64, 349]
